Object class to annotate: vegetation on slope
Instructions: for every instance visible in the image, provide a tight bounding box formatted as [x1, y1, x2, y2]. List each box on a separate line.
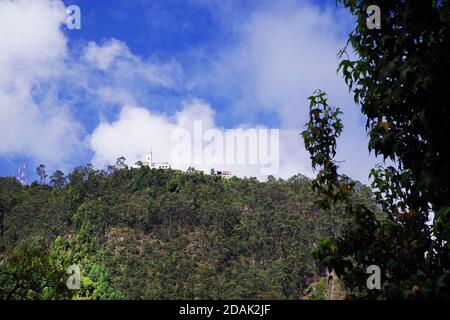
[0, 164, 375, 299]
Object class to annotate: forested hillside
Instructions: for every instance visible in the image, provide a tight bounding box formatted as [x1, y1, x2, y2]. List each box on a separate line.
[0, 164, 376, 299]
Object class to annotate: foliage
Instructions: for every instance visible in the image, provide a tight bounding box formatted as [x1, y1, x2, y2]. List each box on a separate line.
[36, 164, 48, 184]
[0, 238, 67, 299]
[0, 164, 369, 299]
[305, 277, 328, 300]
[302, 0, 450, 299]
[50, 170, 66, 189]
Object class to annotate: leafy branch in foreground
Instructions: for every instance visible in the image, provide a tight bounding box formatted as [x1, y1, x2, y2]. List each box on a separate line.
[302, 90, 350, 209]
[302, 0, 450, 299]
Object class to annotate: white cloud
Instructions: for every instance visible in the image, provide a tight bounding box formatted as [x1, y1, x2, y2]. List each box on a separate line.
[83, 38, 132, 70]
[236, 6, 348, 125]
[89, 100, 312, 180]
[88, 100, 216, 168]
[82, 39, 181, 88]
[0, 0, 67, 65]
[0, 0, 377, 183]
[189, 1, 377, 182]
[0, 1, 182, 172]
[90, 104, 181, 169]
[79, 39, 183, 110]
[0, 0, 84, 169]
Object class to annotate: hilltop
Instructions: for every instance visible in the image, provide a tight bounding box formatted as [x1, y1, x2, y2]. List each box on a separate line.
[0, 165, 375, 299]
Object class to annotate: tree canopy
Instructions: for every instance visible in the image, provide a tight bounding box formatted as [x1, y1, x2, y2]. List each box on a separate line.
[0, 165, 374, 299]
[302, 0, 450, 299]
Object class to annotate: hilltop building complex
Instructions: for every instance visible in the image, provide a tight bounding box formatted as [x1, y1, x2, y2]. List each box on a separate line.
[135, 149, 232, 179]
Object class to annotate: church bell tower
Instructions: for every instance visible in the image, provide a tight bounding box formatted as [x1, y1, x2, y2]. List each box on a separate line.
[146, 149, 153, 166]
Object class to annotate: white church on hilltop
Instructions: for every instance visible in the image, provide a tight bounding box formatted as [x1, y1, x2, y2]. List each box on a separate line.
[141, 149, 170, 170]
[135, 149, 232, 178]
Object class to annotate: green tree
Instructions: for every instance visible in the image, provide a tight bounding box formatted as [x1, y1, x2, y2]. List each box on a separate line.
[302, 0, 450, 299]
[36, 164, 47, 184]
[115, 157, 127, 171]
[50, 170, 66, 189]
[0, 239, 67, 299]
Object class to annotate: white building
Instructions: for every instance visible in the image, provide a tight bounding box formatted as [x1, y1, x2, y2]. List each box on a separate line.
[135, 149, 232, 178]
[138, 149, 170, 170]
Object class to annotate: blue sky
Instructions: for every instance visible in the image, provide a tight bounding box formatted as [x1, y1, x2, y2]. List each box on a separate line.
[0, 0, 377, 183]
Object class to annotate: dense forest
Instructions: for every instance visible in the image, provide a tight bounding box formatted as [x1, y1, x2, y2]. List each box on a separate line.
[0, 163, 376, 299]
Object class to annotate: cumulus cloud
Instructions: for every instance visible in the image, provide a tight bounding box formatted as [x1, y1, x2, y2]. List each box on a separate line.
[0, 1, 181, 172]
[89, 100, 309, 179]
[0, 0, 84, 169]
[0, 0, 66, 65]
[89, 104, 182, 169]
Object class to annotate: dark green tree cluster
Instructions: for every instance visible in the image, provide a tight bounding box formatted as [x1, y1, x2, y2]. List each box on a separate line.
[302, 0, 450, 299]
